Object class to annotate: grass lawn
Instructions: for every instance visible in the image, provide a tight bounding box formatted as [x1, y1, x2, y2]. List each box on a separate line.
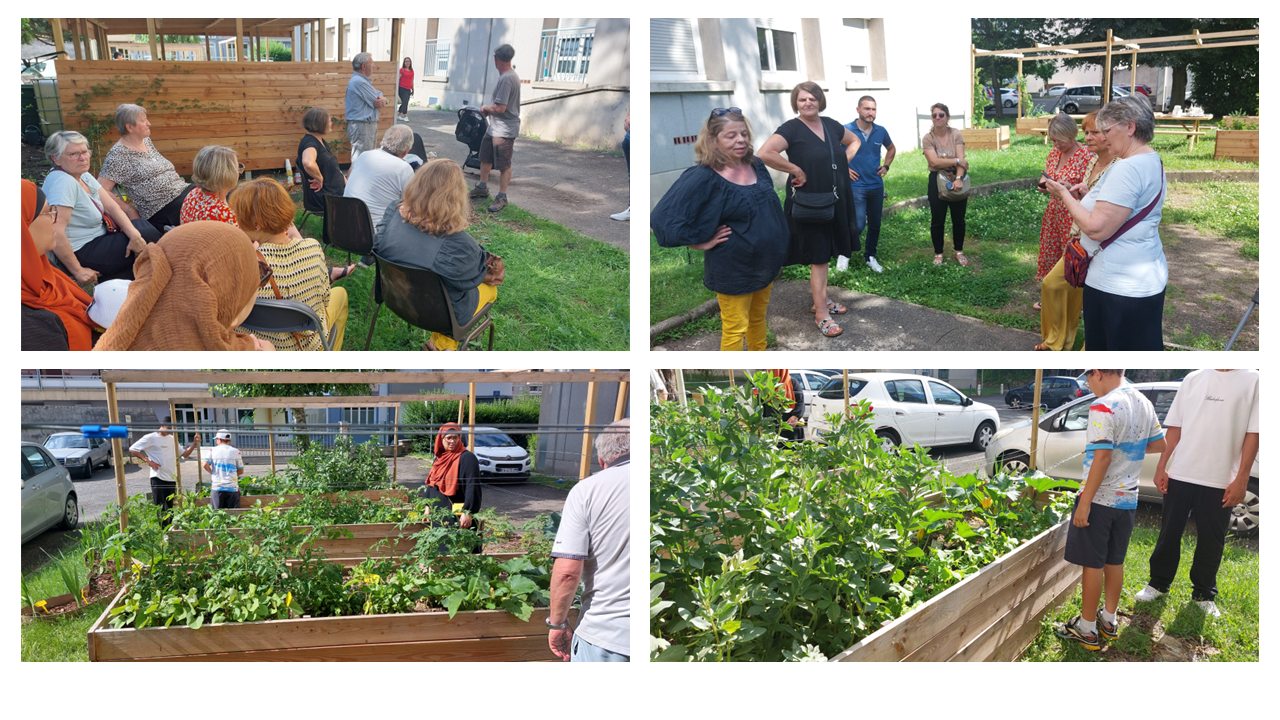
[526, 473, 579, 491]
[1020, 526, 1259, 662]
[20, 543, 102, 663]
[296, 202, 629, 351]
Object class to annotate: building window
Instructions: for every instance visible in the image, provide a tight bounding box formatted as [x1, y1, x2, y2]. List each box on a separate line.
[842, 18, 874, 84]
[651, 18, 704, 81]
[757, 27, 798, 72]
[425, 38, 450, 75]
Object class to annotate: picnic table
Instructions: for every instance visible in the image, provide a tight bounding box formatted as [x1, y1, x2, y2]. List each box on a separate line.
[1030, 113, 1213, 149]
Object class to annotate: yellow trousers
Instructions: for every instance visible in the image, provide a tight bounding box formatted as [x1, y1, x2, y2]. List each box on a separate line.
[327, 286, 349, 351]
[717, 283, 773, 351]
[1039, 256, 1083, 351]
[432, 283, 498, 350]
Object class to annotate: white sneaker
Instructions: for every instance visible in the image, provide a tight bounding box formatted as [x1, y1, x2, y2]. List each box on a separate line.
[1195, 600, 1222, 618]
[1134, 585, 1166, 602]
[867, 257, 884, 273]
[611, 207, 630, 221]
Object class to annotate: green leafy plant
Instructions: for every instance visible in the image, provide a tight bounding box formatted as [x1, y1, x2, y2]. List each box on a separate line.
[972, 70, 995, 129]
[1018, 75, 1034, 117]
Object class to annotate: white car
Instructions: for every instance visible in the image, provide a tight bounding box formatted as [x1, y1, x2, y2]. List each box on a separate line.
[790, 369, 840, 420]
[468, 427, 532, 481]
[44, 432, 112, 479]
[984, 383, 1259, 537]
[22, 442, 79, 543]
[805, 373, 1001, 451]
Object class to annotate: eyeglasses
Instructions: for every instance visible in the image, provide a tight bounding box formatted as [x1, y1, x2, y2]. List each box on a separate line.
[931, 113, 947, 119]
[237, 162, 246, 172]
[65, 150, 92, 159]
[257, 260, 274, 289]
[39, 205, 58, 224]
[710, 107, 742, 118]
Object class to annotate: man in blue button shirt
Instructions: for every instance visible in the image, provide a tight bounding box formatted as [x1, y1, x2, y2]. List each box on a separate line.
[346, 52, 389, 162]
[844, 96, 896, 273]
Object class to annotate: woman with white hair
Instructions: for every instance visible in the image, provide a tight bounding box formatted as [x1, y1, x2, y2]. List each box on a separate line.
[1032, 113, 1094, 317]
[1044, 95, 1167, 351]
[41, 130, 161, 283]
[98, 104, 195, 231]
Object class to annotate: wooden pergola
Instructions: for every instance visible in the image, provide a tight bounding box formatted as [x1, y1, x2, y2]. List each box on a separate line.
[972, 27, 1261, 120]
[48, 18, 405, 64]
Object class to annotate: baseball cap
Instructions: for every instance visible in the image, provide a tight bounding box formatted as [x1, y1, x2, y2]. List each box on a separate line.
[215, 430, 232, 440]
[493, 44, 515, 62]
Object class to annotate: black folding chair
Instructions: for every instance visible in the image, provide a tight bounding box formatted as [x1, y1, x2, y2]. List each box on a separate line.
[240, 298, 337, 351]
[322, 194, 378, 263]
[363, 253, 495, 351]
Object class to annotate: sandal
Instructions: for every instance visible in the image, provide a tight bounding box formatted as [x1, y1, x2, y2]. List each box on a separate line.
[331, 263, 357, 281]
[809, 299, 848, 315]
[1034, 342, 1052, 351]
[956, 252, 969, 267]
[815, 316, 843, 338]
[1033, 302, 1042, 311]
[933, 255, 944, 265]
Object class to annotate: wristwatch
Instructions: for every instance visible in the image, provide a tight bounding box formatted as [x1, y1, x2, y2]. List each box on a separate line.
[546, 617, 571, 630]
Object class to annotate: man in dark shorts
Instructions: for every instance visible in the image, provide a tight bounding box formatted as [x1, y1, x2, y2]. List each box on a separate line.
[1054, 369, 1165, 650]
[470, 44, 521, 214]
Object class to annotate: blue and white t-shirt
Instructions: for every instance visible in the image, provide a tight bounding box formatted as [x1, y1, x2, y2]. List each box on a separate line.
[1083, 386, 1164, 509]
[844, 121, 893, 189]
[207, 444, 244, 492]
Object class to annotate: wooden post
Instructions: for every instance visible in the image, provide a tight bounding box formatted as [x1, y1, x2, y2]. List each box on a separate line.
[456, 397, 464, 425]
[613, 382, 628, 422]
[390, 18, 402, 64]
[392, 405, 399, 483]
[361, 18, 368, 54]
[77, 19, 88, 60]
[106, 382, 130, 565]
[319, 19, 326, 61]
[1102, 29, 1113, 107]
[1029, 369, 1043, 472]
[169, 402, 182, 493]
[579, 371, 599, 480]
[147, 18, 158, 61]
[312, 21, 319, 63]
[159, 30, 166, 61]
[267, 408, 276, 475]
[205, 33, 212, 61]
[236, 18, 245, 62]
[467, 383, 477, 452]
[727, 371, 734, 389]
[969, 43, 976, 123]
[50, 19, 65, 61]
[1017, 58, 1024, 119]
[843, 368, 850, 417]
[338, 18, 346, 62]
[195, 423, 203, 491]
[675, 370, 688, 407]
[1130, 49, 1137, 97]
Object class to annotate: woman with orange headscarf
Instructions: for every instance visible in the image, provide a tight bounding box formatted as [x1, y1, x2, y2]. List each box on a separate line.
[763, 369, 803, 443]
[22, 179, 94, 350]
[423, 423, 483, 532]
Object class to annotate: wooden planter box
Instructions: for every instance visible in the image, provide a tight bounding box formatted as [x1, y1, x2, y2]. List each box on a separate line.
[87, 586, 575, 661]
[961, 125, 1011, 150]
[831, 519, 1077, 662]
[1016, 116, 1051, 136]
[171, 522, 428, 559]
[192, 488, 411, 509]
[21, 589, 90, 622]
[1214, 129, 1259, 163]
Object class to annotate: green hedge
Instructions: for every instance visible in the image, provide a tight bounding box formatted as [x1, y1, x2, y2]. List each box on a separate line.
[403, 393, 541, 451]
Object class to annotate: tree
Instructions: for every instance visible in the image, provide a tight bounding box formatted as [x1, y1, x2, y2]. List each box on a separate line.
[211, 374, 373, 451]
[268, 40, 292, 62]
[20, 19, 52, 45]
[971, 19, 1058, 121]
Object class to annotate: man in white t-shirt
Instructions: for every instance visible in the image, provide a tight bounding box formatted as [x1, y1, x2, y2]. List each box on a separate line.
[548, 418, 630, 661]
[345, 124, 416, 231]
[202, 430, 245, 511]
[128, 416, 200, 528]
[1135, 369, 1260, 618]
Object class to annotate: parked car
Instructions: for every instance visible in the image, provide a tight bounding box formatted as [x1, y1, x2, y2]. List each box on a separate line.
[1053, 84, 1129, 114]
[790, 369, 839, 420]
[1045, 86, 1066, 97]
[1005, 376, 1087, 410]
[43, 432, 112, 479]
[22, 442, 79, 543]
[985, 86, 1019, 107]
[806, 373, 1000, 451]
[468, 427, 532, 481]
[984, 382, 1259, 537]
[1116, 83, 1152, 96]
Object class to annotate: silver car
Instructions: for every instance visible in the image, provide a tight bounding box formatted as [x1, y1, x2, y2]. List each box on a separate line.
[22, 442, 79, 543]
[1054, 84, 1129, 114]
[44, 432, 112, 479]
[984, 383, 1259, 537]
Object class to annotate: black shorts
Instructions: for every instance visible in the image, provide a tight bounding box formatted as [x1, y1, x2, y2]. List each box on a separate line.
[211, 489, 241, 510]
[1064, 495, 1136, 569]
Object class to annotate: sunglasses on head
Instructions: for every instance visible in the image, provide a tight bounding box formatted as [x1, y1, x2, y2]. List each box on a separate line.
[710, 107, 742, 118]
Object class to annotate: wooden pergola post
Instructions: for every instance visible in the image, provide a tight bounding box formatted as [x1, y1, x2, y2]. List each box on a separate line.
[1029, 369, 1044, 471]
[1102, 29, 1113, 106]
[106, 381, 131, 568]
[1016, 57, 1024, 119]
[319, 19, 326, 61]
[205, 33, 212, 61]
[843, 368, 850, 417]
[159, 29, 166, 61]
[579, 370, 599, 480]
[146, 18, 158, 61]
[390, 18, 402, 64]
[267, 407, 276, 474]
[1130, 48, 1138, 95]
[49, 19, 65, 60]
[613, 381, 628, 422]
[392, 405, 399, 483]
[236, 18, 245, 62]
[312, 21, 319, 63]
[75, 19, 86, 60]
[194, 414, 204, 490]
[338, 18, 346, 62]
[456, 397, 464, 425]
[169, 401, 182, 493]
[361, 18, 368, 54]
[969, 43, 976, 123]
[467, 383, 477, 451]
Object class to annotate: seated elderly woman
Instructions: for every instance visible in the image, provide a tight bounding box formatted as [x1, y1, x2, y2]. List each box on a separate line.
[22, 179, 95, 350]
[98, 104, 195, 231]
[41, 130, 162, 283]
[229, 178, 349, 351]
[373, 158, 503, 351]
[297, 106, 347, 215]
[94, 222, 274, 352]
[180, 145, 242, 226]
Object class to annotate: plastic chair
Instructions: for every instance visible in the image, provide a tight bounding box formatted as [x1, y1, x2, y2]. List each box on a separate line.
[363, 253, 495, 351]
[322, 195, 376, 264]
[239, 298, 337, 351]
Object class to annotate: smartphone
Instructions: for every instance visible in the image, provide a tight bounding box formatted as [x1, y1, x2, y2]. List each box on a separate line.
[1038, 171, 1051, 189]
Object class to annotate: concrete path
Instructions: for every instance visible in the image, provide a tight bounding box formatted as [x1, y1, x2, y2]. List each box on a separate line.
[403, 108, 631, 252]
[654, 280, 1043, 351]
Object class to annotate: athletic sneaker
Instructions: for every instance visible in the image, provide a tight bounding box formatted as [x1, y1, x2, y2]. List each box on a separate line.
[1053, 615, 1102, 651]
[470, 185, 490, 199]
[867, 257, 884, 273]
[611, 207, 630, 221]
[1134, 585, 1166, 602]
[1195, 600, 1222, 618]
[1097, 614, 1119, 641]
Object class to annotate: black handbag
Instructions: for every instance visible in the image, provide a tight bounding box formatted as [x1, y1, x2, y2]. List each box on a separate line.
[789, 120, 840, 224]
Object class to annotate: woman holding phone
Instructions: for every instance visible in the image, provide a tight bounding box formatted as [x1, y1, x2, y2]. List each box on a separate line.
[1033, 114, 1094, 313]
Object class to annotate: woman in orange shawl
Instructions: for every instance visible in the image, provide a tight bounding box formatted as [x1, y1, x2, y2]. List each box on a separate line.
[22, 179, 94, 350]
[424, 422, 483, 532]
[94, 221, 273, 351]
[766, 369, 803, 442]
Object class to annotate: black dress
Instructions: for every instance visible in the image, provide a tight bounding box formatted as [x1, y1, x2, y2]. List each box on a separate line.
[650, 158, 788, 296]
[774, 117, 859, 266]
[297, 134, 346, 214]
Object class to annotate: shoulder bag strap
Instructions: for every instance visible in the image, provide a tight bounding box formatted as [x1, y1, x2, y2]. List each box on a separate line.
[1093, 158, 1164, 254]
[824, 120, 840, 200]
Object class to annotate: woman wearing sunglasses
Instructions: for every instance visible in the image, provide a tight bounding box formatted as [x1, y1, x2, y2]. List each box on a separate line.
[651, 107, 788, 351]
[922, 103, 969, 266]
[758, 81, 861, 339]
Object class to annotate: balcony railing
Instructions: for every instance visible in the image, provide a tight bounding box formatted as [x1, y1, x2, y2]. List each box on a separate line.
[537, 26, 594, 84]
[424, 40, 451, 76]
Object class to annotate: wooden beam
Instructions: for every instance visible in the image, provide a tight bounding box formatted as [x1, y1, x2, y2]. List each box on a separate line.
[169, 401, 182, 492]
[77, 18, 88, 60]
[613, 382, 628, 422]
[205, 18, 225, 29]
[50, 19, 65, 60]
[106, 381, 130, 565]
[392, 405, 399, 483]
[579, 370, 599, 480]
[319, 18, 326, 62]
[312, 21, 319, 63]
[390, 17, 402, 64]
[467, 383, 477, 452]
[159, 28, 166, 61]
[338, 18, 345, 62]
[100, 371, 630, 384]
[205, 33, 212, 62]
[361, 18, 368, 54]
[1029, 369, 1043, 471]
[969, 43, 976, 124]
[267, 407, 276, 474]
[166, 395, 467, 409]
[236, 18, 245, 62]
[1102, 29, 1113, 110]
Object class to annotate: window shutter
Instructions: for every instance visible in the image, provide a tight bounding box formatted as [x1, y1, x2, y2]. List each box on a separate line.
[651, 18, 698, 74]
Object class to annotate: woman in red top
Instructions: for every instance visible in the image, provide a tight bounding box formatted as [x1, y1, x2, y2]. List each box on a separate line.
[1034, 114, 1094, 301]
[397, 58, 414, 121]
[181, 145, 241, 226]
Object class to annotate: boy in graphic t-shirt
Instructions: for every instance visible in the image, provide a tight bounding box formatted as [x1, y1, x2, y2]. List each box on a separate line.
[1054, 370, 1165, 650]
[202, 430, 245, 511]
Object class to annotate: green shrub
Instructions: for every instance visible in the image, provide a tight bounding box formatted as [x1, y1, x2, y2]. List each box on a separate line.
[402, 394, 542, 451]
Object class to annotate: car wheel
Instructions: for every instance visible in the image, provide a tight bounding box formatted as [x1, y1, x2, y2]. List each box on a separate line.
[874, 429, 900, 453]
[1227, 478, 1259, 538]
[1063, 103, 1078, 114]
[59, 493, 79, 530]
[972, 421, 996, 451]
[1003, 99, 1014, 108]
[997, 452, 1031, 476]
[1009, 396, 1022, 409]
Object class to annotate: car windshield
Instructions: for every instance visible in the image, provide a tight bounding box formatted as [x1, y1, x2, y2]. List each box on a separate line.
[818, 378, 869, 400]
[45, 435, 89, 449]
[470, 432, 517, 448]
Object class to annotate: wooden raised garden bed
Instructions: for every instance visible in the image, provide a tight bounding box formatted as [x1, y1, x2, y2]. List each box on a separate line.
[192, 488, 412, 509]
[87, 587, 575, 661]
[1016, 116, 1051, 136]
[171, 522, 428, 559]
[961, 125, 1011, 150]
[831, 519, 1076, 662]
[1213, 129, 1259, 163]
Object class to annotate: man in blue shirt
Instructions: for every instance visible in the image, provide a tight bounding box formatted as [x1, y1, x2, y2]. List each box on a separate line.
[345, 52, 389, 162]
[844, 96, 896, 273]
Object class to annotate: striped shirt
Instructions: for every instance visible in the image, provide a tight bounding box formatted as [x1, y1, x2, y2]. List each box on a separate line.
[238, 237, 330, 351]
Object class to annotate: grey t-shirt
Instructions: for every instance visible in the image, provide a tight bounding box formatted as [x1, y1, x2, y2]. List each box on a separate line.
[487, 70, 521, 138]
[551, 458, 630, 656]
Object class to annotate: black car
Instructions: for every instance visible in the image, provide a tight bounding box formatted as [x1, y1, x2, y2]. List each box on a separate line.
[1005, 376, 1086, 409]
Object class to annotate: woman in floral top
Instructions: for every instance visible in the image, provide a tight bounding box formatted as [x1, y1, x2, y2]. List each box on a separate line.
[181, 146, 240, 226]
[98, 104, 194, 232]
[1034, 114, 1094, 290]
